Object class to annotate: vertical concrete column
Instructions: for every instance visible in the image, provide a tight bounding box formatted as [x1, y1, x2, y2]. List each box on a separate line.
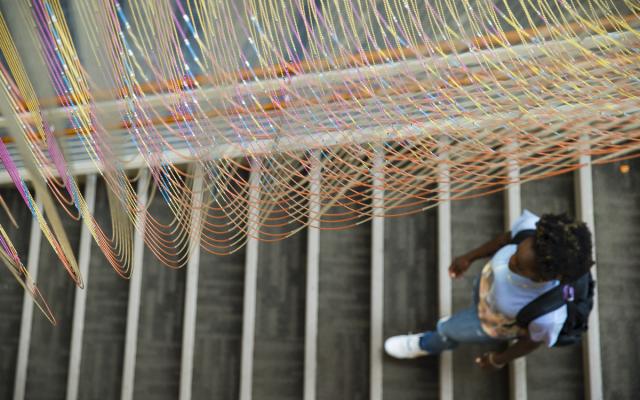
[121, 170, 150, 400]
[370, 149, 385, 400]
[179, 165, 205, 400]
[240, 159, 261, 400]
[304, 152, 321, 400]
[66, 174, 98, 400]
[575, 136, 603, 400]
[438, 139, 453, 400]
[13, 199, 44, 400]
[505, 140, 527, 400]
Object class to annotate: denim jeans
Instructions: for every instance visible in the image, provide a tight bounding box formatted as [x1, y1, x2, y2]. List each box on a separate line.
[419, 277, 504, 354]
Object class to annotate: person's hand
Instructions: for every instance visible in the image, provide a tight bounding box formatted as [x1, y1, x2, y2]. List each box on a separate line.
[448, 256, 471, 279]
[475, 352, 505, 371]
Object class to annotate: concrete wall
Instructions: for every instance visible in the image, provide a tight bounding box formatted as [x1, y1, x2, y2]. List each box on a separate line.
[133, 188, 187, 400]
[192, 237, 245, 399]
[253, 223, 307, 400]
[78, 180, 130, 400]
[451, 193, 510, 400]
[0, 189, 32, 400]
[317, 205, 371, 400]
[382, 207, 439, 400]
[521, 174, 584, 400]
[594, 159, 640, 399]
[25, 188, 82, 400]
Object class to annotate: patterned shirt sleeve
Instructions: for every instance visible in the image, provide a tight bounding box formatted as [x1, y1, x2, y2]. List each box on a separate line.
[528, 305, 567, 347]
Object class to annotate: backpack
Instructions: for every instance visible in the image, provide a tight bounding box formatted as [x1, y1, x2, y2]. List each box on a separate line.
[509, 229, 595, 347]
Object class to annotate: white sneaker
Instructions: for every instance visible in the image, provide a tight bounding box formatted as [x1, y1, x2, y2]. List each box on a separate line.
[384, 333, 428, 359]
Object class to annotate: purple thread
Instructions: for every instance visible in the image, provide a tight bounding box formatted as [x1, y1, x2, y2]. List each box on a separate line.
[563, 285, 575, 302]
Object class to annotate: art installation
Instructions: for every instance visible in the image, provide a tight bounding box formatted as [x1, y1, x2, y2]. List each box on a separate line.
[0, 0, 637, 322]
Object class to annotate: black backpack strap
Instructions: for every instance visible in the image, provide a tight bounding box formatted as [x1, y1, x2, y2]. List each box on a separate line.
[515, 284, 569, 328]
[510, 229, 536, 245]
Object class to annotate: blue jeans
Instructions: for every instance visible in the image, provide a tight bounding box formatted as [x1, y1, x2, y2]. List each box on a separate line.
[419, 277, 504, 354]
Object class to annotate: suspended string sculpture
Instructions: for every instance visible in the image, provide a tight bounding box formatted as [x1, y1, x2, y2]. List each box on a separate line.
[0, 0, 638, 322]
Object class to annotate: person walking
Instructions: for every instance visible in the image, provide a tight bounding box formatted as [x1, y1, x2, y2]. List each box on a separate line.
[384, 210, 594, 370]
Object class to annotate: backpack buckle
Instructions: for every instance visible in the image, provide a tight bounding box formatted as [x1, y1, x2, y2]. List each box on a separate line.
[563, 285, 575, 302]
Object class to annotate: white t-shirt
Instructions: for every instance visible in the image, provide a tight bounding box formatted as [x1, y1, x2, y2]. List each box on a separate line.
[484, 210, 567, 347]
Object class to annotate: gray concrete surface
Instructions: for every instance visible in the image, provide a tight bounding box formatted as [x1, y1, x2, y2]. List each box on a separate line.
[133, 189, 187, 400]
[192, 165, 249, 399]
[317, 205, 371, 400]
[253, 222, 307, 400]
[593, 159, 640, 399]
[192, 238, 245, 399]
[77, 180, 130, 400]
[521, 173, 584, 400]
[0, 188, 32, 400]
[25, 188, 83, 400]
[382, 208, 439, 400]
[451, 193, 509, 400]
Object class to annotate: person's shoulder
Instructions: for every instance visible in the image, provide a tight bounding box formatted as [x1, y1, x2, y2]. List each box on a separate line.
[511, 209, 540, 237]
[521, 209, 540, 221]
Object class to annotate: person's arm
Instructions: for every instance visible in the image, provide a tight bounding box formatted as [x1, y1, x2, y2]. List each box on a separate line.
[449, 231, 512, 278]
[475, 335, 542, 370]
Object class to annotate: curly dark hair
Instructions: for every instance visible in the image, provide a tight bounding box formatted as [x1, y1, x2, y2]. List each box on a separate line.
[533, 213, 594, 283]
